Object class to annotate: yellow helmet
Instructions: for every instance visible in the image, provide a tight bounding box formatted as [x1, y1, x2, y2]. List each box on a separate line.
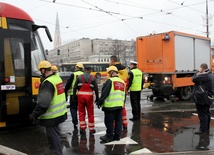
[107, 66, 118, 73]
[51, 65, 58, 72]
[38, 60, 51, 71]
[75, 63, 84, 69]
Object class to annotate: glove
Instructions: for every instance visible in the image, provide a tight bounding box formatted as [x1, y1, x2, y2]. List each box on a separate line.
[94, 98, 98, 105]
[29, 114, 38, 125]
[96, 101, 102, 109]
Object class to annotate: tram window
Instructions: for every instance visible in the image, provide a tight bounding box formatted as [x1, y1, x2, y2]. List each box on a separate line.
[11, 39, 25, 70]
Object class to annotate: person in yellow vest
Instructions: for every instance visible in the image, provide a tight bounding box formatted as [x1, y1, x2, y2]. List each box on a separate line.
[109, 55, 128, 130]
[128, 60, 144, 121]
[29, 60, 67, 155]
[97, 66, 126, 143]
[65, 63, 84, 128]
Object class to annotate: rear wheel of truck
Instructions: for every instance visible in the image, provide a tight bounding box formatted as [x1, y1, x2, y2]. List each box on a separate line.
[152, 89, 161, 97]
[179, 86, 192, 101]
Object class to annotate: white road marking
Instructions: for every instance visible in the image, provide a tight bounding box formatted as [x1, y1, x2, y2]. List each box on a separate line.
[130, 148, 152, 154]
[94, 130, 106, 135]
[104, 137, 138, 145]
[95, 122, 105, 127]
[0, 145, 27, 155]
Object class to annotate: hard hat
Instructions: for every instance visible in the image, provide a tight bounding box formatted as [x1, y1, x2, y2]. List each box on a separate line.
[107, 66, 118, 73]
[51, 65, 58, 71]
[130, 60, 138, 65]
[75, 63, 84, 69]
[38, 60, 51, 71]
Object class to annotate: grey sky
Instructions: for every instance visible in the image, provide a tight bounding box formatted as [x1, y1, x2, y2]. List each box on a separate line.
[2, 0, 214, 50]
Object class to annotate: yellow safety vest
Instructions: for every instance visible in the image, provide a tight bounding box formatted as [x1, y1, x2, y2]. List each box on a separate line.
[103, 77, 126, 108]
[130, 68, 143, 91]
[67, 70, 83, 95]
[39, 74, 67, 119]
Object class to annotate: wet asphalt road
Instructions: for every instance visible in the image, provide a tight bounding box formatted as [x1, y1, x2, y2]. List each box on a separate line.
[1, 89, 214, 155]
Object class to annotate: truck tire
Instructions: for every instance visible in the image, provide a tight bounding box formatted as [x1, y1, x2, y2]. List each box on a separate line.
[179, 86, 192, 101]
[152, 89, 161, 97]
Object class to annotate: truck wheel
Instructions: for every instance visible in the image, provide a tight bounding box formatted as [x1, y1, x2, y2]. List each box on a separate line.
[149, 95, 154, 101]
[179, 86, 192, 101]
[152, 89, 161, 97]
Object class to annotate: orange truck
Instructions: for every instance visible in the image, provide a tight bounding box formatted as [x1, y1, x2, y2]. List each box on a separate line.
[136, 31, 212, 101]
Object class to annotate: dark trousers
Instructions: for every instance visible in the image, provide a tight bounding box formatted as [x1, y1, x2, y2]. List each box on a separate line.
[104, 109, 122, 140]
[69, 95, 78, 126]
[130, 91, 141, 119]
[195, 103, 211, 132]
[46, 125, 62, 155]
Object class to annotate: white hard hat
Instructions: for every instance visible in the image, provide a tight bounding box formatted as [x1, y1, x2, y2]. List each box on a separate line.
[130, 60, 138, 65]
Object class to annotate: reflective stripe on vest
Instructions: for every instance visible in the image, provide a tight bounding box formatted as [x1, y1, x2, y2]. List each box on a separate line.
[39, 74, 67, 119]
[67, 71, 84, 95]
[78, 92, 93, 95]
[103, 77, 125, 108]
[78, 83, 94, 88]
[130, 68, 143, 91]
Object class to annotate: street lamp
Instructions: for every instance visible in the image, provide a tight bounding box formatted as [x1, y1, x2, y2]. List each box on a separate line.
[206, 0, 209, 38]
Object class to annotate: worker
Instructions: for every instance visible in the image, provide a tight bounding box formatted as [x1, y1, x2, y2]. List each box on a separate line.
[29, 60, 67, 155]
[65, 63, 84, 129]
[128, 60, 144, 121]
[51, 65, 58, 73]
[73, 66, 99, 135]
[191, 63, 214, 134]
[97, 66, 126, 143]
[109, 55, 128, 130]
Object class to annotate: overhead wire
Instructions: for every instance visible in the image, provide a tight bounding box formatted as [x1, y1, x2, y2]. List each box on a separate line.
[102, 0, 206, 26]
[38, 0, 213, 38]
[81, 0, 138, 35]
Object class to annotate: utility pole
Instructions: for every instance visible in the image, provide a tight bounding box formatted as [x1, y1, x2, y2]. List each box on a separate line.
[206, 0, 209, 38]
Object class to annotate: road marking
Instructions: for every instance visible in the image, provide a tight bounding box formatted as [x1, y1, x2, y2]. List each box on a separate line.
[130, 148, 152, 154]
[94, 130, 106, 135]
[104, 137, 138, 145]
[0, 145, 27, 155]
[192, 113, 214, 120]
[95, 122, 105, 127]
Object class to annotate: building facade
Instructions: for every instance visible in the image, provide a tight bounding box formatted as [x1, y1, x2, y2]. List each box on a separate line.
[47, 38, 136, 67]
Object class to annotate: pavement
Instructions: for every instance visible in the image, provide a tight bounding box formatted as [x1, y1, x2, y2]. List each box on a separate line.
[1, 90, 214, 155]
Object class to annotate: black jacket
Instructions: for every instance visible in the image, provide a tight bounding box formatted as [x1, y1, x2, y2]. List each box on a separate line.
[191, 69, 214, 105]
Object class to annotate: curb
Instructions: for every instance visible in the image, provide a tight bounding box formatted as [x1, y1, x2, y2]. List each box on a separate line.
[0, 145, 27, 155]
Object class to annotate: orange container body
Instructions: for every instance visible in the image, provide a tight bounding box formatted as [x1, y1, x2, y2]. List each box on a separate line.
[136, 31, 211, 100]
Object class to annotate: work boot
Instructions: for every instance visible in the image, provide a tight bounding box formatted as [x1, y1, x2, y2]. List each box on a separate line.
[123, 126, 127, 130]
[100, 135, 113, 143]
[89, 129, 96, 135]
[73, 124, 78, 129]
[80, 129, 86, 135]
